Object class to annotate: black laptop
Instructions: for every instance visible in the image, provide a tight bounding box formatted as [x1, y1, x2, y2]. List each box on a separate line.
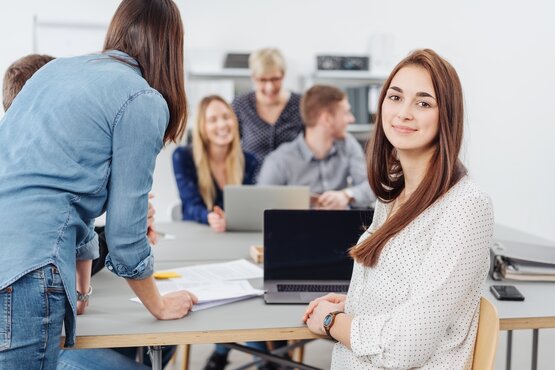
[263, 209, 374, 304]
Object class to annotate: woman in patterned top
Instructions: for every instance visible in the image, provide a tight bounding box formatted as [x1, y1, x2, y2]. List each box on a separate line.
[303, 49, 494, 369]
[173, 95, 257, 232]
[232, 48, 304, 174]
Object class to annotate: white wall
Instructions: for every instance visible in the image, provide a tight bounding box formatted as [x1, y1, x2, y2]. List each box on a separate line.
[1, 0, 554, 243]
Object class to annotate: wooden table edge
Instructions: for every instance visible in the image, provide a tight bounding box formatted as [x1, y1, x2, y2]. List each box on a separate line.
[64, 327, 322, 349]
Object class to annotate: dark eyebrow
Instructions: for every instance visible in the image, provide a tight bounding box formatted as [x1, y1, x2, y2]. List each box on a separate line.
[416, 91, 436, 100]
[389, 86, 436, 100]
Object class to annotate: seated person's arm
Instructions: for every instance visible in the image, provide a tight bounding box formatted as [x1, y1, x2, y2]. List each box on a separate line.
[317, 190, 351, 209]
[75, 219, 99, 314]
[172, 147, 210, 224]
[207, 205, 226, 232]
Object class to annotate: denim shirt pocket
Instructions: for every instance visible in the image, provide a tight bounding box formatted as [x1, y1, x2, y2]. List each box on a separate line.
[0, 286, 12, 350]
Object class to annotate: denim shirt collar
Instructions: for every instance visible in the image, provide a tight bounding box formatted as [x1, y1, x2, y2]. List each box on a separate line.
[103, 50, 142, 76]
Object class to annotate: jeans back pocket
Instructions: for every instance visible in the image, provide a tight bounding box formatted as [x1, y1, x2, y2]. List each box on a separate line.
[0, 286, 12, 350]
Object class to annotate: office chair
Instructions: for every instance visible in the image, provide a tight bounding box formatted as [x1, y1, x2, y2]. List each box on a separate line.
[472, 297, 500, 370]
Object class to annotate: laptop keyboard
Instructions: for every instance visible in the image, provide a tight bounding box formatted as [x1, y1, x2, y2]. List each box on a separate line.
[277, 284, 349, 293]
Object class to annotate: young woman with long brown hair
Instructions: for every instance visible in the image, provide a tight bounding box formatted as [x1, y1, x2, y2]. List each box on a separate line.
[303, 49, 494, 369]
[0, 1, 195, 368]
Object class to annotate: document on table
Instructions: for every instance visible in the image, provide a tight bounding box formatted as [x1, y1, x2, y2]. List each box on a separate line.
[131, 280, 263, 311]
[131, 260, 264, 311]
[158, 259, 263, 285]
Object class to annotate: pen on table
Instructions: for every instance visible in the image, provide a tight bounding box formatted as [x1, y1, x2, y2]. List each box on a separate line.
[156, 231, 176, 240]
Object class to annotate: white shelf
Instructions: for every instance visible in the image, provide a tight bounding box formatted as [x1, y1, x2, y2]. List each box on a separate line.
[347, 123, 373, 133]
[188, 69, 251, 79]
[312, 70, 387, 82]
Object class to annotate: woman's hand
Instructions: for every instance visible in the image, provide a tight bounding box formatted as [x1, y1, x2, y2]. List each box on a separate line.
[208, 206, 226, 232]
[76, 299, 89, 315]
[305, 300, 344, 336]
[155, 290, 198, 320]
[127, 276, 197, 320]
[303, 293, 346, 323]
[146, 194, 158, 245]
[317, 191, 350, 210]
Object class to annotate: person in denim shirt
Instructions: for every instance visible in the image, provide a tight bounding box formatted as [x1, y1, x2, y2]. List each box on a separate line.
[0, 1, 195, 368]
[3, 52, 177, 369]
[173, 95, 258, 232]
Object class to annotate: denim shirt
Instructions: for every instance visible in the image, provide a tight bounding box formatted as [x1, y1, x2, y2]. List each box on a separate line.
[0, 51, 168, 346]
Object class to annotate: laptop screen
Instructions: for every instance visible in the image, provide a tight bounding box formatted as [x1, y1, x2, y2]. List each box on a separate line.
[264, 209, 374, 281]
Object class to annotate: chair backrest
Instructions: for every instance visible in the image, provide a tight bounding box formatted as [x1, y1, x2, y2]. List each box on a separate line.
[472, 297, 499, 370]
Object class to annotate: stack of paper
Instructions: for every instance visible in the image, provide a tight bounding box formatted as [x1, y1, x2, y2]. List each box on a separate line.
[131, 259, 264, 311]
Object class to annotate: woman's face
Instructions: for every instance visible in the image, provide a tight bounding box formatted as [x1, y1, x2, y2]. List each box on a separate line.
[253, 68, 284, 105]
[381, 65, 440, 156]
[203, 100, 236, 148]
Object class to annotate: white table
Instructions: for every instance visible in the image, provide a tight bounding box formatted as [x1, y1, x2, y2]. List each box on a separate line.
[67, 222, 555, 370]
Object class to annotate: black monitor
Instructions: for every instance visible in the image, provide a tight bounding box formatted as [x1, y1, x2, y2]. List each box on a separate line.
[263, 209, 374, 281]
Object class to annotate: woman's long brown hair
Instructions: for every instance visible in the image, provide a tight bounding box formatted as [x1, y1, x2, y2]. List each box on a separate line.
[103, 0, 187, 144]
[350, 49, 467, 267]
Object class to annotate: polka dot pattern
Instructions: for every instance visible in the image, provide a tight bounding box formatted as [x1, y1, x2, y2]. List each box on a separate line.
[232, 91, 304, 174]
[332, 176, 494, 370]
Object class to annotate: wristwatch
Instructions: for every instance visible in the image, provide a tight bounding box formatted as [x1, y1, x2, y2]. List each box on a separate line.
[323, 310, 344, 341]
[342, 189, 354, 205]
[76, 286, 93, 302]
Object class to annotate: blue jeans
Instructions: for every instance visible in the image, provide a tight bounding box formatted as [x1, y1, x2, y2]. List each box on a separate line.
[58, 346, 177, 369]
[58, 348, 150, 370]
[0, 264, 68, 370]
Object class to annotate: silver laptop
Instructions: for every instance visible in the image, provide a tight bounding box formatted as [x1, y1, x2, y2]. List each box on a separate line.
[224, 185, 310, 231]
[263, 209, 374, 304]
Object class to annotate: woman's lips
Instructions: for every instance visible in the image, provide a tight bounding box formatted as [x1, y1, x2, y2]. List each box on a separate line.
[392, 124, 417, 133]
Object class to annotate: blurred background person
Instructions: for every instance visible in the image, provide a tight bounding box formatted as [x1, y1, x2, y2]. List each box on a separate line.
[173, 95, 257, 232]
[258, 85, 374, 209]
[232, 48, 303, 175]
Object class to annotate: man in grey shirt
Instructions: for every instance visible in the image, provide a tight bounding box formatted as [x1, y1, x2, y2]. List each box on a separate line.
[258, 84, 375, 209]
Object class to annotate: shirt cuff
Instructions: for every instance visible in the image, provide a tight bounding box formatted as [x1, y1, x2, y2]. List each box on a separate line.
[348, 186, 373, 208]
[76, 233, 100, 260]
[105, 247, 154, 280]
[350, 314, 385, 357]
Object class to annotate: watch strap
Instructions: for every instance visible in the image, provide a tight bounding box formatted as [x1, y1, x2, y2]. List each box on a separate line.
[76, 286, 93, 302]
[323, 310, 344, 342]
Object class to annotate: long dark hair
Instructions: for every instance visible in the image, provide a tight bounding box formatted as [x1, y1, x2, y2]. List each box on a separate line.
[350, 49, 467, 267]
[103, 0, 187, 143]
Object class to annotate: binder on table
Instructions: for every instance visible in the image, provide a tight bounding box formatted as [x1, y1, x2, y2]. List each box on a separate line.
[490, 239, 555, 281]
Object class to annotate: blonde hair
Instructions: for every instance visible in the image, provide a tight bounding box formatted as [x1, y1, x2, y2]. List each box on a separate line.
[249, 48, 286, 77]
[192, 95, 245, 210]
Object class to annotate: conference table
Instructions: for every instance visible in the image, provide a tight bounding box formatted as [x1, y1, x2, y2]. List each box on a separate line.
[69, 222, 555, 370]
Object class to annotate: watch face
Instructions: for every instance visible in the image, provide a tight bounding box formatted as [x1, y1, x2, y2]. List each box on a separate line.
[323, 314, 333, 327]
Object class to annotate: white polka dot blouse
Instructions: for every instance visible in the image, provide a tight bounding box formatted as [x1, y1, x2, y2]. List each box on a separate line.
[332, 176, 494, 370]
